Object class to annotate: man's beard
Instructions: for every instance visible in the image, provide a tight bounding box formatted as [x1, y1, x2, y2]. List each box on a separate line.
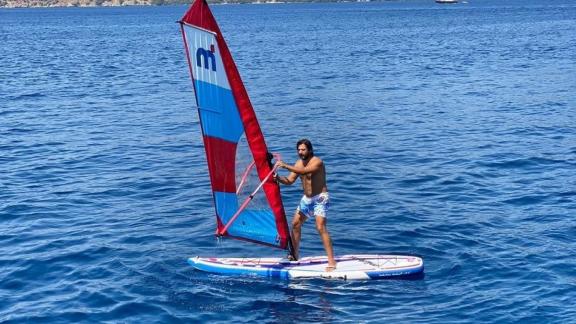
[299, 153, 309, 160]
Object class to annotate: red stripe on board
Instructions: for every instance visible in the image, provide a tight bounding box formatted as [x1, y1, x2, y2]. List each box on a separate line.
[203, 136, 237, 193]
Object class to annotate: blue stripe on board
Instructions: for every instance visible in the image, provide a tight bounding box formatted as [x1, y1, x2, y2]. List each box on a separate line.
[195, 80, 244, 143]
[188, 258, 290, 279]
[214, 192, 280, 246]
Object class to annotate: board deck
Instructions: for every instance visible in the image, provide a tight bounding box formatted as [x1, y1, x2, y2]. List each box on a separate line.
[188, 254, 424, 280]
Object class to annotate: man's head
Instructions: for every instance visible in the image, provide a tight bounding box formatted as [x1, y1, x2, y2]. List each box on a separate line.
[296, 138, 314, 160]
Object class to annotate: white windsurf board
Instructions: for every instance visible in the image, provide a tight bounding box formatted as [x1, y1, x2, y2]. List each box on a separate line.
[188, 254, 423, 280]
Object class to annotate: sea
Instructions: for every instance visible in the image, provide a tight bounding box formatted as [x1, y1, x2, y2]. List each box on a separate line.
[1, 0, 575, 322]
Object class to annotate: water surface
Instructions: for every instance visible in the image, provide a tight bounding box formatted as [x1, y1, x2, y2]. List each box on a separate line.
[1, 0, 575, 322]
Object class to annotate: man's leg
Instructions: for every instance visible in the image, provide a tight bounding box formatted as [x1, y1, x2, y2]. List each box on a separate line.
[291, 211, 307, 260]
[315, 216, 336, 271]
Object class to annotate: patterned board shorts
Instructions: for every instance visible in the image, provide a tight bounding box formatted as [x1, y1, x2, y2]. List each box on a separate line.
[296, 192, 330, 218]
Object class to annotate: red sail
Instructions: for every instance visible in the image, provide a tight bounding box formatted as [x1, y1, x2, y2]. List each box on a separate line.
[180, 0, 291, 250]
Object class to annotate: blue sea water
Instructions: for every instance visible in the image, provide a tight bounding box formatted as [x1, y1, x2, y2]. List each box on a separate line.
[1, 0, 576, 322]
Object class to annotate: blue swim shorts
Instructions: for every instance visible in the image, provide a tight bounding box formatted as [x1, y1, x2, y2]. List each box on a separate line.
[296, 192, 330, 218]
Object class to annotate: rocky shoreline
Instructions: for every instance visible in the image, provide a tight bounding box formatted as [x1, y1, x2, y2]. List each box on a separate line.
[1, 0, 352, 8]
[1, 0, 157, 7]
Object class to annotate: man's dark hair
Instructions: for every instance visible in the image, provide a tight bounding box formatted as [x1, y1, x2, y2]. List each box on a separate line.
[296, 138, 314, 156]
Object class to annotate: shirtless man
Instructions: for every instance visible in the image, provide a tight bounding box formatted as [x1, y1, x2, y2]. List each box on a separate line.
[275, 139, 336, 271]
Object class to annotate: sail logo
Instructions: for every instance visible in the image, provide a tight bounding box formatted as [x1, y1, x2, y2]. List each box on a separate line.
[196, 44, 217, 72]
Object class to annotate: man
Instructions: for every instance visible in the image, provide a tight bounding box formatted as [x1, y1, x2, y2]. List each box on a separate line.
[275, 139, 336, 271]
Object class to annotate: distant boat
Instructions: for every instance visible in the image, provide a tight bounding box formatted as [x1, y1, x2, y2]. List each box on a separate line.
[436, 0, 458, 3]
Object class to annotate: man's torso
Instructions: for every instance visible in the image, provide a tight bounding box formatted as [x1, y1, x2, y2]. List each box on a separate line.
[298, 156, 328, 197]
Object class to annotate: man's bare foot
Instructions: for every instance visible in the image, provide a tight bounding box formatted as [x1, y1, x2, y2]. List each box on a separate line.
[325, 264, 337, 272]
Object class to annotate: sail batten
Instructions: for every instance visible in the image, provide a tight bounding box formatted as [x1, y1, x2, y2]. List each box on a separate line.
[180, 0, 291, 251]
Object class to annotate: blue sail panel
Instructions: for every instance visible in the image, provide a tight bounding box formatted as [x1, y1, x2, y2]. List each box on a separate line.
[195, 80, 244, 142]
[214, 192, 280, 246]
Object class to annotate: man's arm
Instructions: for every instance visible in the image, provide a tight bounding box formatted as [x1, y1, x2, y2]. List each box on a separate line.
[275, 159, 303, 185]
[278, 157, 322, 175]
[276, 171, 298, 185]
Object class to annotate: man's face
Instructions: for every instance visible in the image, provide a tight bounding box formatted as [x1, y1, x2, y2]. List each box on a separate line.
[297, 144, 310, 160]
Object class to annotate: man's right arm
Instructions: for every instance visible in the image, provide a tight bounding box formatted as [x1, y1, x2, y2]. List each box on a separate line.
[277, 172, 298, 185]
[275, 160, 300, 185]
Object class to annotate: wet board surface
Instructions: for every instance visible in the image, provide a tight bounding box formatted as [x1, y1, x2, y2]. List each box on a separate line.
[188, 254, 424, 280]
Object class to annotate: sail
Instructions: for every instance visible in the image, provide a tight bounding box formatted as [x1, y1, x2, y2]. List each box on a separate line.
[180, 0, 292, 250]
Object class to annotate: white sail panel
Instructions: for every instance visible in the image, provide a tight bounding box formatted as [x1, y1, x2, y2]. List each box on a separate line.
[183, 26, 231, 91]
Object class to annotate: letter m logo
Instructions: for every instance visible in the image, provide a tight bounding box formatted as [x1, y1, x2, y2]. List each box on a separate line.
[196, 46, 217, 72]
